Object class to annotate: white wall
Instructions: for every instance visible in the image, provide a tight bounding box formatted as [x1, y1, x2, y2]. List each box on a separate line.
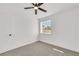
[0, 4, 38, 54]
[40, 6, 79, 52]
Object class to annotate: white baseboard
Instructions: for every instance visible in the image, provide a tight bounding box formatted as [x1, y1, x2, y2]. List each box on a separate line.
[40, 40, 79, 53]
[0, 40, 38, 54]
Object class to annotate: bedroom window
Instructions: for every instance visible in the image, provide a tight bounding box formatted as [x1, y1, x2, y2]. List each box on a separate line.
[40, 19, 52, 34]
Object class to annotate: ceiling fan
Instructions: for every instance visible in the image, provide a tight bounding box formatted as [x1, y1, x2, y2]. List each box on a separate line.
[24, 3, 47, 15]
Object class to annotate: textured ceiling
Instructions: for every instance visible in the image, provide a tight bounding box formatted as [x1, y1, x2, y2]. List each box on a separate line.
[0, 3, 79, 19]
[23, 3, 79, 18]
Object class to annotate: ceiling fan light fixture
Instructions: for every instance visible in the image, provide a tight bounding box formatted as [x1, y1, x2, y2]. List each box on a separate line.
[34, 7, 38, 10]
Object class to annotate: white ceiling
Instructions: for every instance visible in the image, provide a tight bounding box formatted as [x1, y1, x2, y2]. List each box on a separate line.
[23, 3, 79, 18]
[0, 3, 79, 19]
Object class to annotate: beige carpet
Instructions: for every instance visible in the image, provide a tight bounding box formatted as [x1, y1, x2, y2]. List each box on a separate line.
[0, 41, 79, 56]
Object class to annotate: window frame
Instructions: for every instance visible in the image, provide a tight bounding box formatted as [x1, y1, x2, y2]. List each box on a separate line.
[38, 16, 55, 35]
[39, 19, 52, 34]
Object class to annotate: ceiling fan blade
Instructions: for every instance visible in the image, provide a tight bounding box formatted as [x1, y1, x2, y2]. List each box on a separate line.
[32, 3, 37, 6]
[35, 3, 38, 6]
[24, 7, 34, 9]
[35, 9, 37, 15]
[38, 3, 43, 6]
[38, 8, 47, 12]
[32, 3, 35, 6]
